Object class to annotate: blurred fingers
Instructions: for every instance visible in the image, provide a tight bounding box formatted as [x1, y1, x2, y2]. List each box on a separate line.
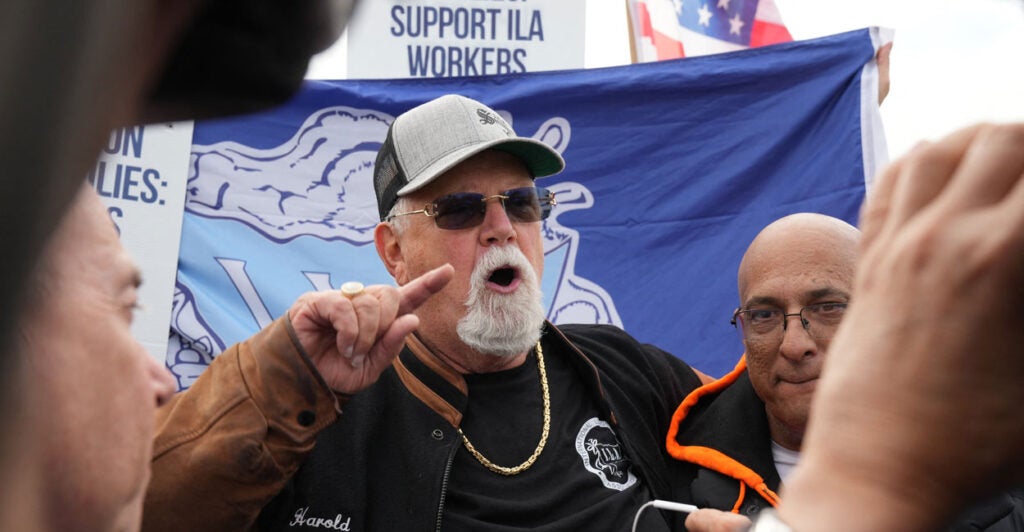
[861, 153, 905, 248]
[938, 123, 1024, 213]
[888, 126, 983, 229]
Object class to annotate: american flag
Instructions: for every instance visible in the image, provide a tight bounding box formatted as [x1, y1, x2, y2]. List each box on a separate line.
[628, 0, 793, 60]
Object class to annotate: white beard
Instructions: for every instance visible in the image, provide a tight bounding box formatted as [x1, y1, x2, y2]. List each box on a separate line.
[456, 245, 545, 357]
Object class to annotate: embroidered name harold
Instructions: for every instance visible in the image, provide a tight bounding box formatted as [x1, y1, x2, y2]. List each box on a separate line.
[289, 507, 352, 530]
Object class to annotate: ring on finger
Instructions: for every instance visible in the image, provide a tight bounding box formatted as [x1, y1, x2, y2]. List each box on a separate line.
[340, 281, 365, 299]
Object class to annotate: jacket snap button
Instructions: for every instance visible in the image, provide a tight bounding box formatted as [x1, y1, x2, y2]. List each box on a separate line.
[431, 429, 444, 440]
[297, 410, 316, 427]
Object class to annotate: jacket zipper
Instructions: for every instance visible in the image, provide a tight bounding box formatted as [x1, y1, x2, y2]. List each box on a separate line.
[434, 442, 459, 532]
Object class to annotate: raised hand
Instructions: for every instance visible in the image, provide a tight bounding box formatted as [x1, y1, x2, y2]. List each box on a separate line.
[783, 123, 1024, 531]
[288, 264, 454, 394]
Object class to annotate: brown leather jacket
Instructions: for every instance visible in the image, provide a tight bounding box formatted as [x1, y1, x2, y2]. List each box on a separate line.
[143, 318, 705, 531]
[143, 317, 342, 531]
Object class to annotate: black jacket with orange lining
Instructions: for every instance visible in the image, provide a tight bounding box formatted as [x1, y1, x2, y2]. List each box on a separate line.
[666, 357, 779, 519]
[665, 357, 1024, 531]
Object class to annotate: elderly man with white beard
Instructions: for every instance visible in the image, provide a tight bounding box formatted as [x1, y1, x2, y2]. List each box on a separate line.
[144, 95, 708, 532]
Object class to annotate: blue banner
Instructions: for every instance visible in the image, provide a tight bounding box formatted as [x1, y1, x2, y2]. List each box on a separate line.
[168, 28, 886, 389]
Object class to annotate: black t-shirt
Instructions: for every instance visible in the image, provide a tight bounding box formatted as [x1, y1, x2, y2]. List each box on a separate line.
[442, 337, 671, 531]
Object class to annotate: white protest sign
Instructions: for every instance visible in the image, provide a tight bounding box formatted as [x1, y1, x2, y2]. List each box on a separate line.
[347, 0, 587, 78]
[88, 122, 192, 361]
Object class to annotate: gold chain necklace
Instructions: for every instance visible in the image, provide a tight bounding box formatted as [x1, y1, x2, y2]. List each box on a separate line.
[456, 341, 550, 476]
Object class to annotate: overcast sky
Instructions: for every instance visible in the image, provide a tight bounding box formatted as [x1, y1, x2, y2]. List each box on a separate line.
[582, 0, 1024, 158]
[311, 1, 1024, 160]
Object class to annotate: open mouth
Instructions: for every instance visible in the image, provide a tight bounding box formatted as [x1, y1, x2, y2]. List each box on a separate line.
[486, 266, 520, 292]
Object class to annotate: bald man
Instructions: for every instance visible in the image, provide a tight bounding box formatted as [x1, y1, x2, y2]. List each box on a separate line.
[666, 213, 1023, 531]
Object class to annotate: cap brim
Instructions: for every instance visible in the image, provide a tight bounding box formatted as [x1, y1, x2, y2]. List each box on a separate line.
[395, 137, 565, 197]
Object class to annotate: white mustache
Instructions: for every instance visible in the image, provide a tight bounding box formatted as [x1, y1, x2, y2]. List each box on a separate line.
[469, 245, 536, 290]
[458, 245, 545, 357]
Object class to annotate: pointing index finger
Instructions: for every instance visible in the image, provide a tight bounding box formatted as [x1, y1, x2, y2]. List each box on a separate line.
[397, 264, 454, 315]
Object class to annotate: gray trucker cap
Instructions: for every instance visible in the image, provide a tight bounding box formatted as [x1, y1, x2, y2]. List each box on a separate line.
[373, 94, 565, 220]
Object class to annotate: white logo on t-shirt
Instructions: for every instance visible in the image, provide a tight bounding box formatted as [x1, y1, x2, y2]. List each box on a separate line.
[574, 417, 638, 491]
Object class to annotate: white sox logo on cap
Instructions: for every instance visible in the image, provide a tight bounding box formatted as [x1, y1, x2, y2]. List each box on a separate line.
[476, 108, 512, 136]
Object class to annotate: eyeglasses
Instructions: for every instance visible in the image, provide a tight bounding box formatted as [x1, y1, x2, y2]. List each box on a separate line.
[731, 302, 848, 344]
[386, 186, 556, 230]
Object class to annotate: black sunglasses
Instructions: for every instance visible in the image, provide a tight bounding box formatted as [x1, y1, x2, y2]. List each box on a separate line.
[386, 186, 557, 230]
